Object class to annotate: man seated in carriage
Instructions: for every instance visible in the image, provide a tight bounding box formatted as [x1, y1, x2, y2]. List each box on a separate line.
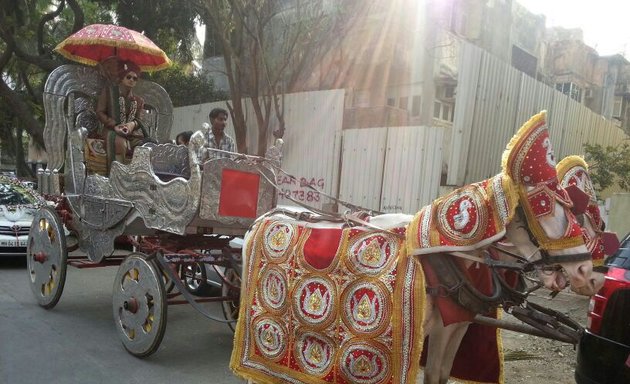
[95, 60, 148, 172]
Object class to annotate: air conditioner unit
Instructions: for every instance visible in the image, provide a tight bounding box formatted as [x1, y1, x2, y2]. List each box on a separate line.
[585, 89, 594, 98]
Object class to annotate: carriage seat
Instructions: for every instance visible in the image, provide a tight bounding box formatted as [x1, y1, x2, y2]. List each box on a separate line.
[143, 142, 190, 182]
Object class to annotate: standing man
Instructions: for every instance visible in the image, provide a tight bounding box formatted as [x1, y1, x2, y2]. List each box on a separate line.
[206, 108, 236, 159]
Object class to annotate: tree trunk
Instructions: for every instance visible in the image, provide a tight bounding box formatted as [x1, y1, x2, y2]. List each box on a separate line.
[14, 125, 30, 178]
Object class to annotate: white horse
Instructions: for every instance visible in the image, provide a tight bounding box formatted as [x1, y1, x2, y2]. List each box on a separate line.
[232, 112, 600, 384]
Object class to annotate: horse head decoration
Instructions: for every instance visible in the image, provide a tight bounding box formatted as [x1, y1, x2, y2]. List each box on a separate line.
[500, 112, 601, 295]
[231, 111, 599, 384]
[556, 155, 620, 294]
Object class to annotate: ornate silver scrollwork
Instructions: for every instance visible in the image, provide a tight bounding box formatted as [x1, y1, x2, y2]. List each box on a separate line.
[108, 140, 203, 235]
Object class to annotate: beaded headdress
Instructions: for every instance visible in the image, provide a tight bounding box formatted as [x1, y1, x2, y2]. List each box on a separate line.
[501, 111, 584, 251]
[557, 156, 619, 265]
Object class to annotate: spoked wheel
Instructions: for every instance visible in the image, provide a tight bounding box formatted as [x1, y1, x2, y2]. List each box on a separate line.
[221, 266, 242, 332]
[112, 253, 167, 358]
[26, 206, 68, 309]
[181, 262, 212, 296]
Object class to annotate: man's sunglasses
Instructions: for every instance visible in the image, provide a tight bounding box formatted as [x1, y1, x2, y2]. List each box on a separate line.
[125, 75, 138, 81]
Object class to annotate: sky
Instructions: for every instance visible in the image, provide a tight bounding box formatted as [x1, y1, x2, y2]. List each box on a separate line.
[517, 0, 630, 56]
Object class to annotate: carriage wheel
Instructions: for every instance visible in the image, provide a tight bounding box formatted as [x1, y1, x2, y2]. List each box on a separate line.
[26, 206, 68, 309]
[112, 253, 167, 358]
[221, 266, 241, 332]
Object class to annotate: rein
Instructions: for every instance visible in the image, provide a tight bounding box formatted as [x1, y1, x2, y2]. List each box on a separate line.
[249, 160, 405, 239]
[423, 250, 527, 316]
[427, 248, 584, 344]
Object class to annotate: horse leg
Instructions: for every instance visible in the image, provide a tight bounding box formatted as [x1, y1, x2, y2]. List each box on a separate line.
[436, 321, 470, 382]
[422, 310, 470, 384]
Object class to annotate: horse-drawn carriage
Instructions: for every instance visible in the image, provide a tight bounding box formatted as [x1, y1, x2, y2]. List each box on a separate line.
[29, 61, 620, 383]
[27, 64, 278, 357]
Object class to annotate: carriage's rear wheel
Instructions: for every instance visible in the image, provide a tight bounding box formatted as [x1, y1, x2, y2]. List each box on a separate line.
[26, 206, 68, 309]
[112, 253, 167, 357]
[221, 266, 241, 332]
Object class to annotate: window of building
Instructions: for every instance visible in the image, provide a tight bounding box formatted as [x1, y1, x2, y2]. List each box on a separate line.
[436, 85, 456, 100]
[512, 45, 538, 79]
[556, 82, 583, 102]
[387, 97, 396, 107]
[443, 85, 455, 99]
[434, 100, 454, 122]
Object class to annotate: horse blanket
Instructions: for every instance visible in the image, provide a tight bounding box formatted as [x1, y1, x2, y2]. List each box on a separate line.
[230, 218, 426, 384]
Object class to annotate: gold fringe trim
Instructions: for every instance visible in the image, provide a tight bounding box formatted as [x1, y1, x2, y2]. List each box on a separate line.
[499, 173, 519, 224]
[229, 221, 266, 379]
[392, 244, 426, 384]
[54, 42, 172, 72]
[406, 210, 424, 252]
[501, 111, 547, 177]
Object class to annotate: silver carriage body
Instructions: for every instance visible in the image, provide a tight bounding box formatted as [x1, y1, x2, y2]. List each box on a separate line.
[39, 64, 276, 262]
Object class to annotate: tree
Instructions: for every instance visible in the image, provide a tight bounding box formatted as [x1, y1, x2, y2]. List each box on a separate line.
[583, 142, 630, 193]
[196, 0, 371, 155]
[145, 64, 228, 107]
[0, 0, 218, 175]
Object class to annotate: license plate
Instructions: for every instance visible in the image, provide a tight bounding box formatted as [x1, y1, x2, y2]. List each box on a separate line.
[0, 239, 27, 247]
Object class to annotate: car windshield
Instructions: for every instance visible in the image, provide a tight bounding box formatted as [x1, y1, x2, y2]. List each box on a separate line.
[606, 234, 630, 270]
[0, 183, 38, 205]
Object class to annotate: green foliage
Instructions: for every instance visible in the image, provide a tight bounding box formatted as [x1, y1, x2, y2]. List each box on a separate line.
[145, 65, 227, 107]
[583, 142, 630, 192]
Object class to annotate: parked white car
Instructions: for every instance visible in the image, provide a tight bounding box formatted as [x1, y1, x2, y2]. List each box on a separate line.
[0, 175, 45, 257]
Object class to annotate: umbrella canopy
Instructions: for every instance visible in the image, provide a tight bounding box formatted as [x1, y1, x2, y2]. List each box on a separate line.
[54, 24, 172, 72]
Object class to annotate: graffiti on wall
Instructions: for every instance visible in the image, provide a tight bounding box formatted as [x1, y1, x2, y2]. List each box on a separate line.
[277, 175, 326, 203]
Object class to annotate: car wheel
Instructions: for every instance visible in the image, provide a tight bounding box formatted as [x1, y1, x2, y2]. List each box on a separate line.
[181, 262, 212, 296]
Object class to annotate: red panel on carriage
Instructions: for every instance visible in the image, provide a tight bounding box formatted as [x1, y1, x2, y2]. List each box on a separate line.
[218, 168, 260, 218]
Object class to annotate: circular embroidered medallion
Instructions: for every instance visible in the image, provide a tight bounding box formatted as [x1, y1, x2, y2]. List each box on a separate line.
[294, 330, 335, 375]
[339, 341, 391, 384]
[253, 316, 287, 360]
[258, 266, 288, 313]
[293, 275, 336, 327]
[341, 280, 390, 335]
[346, 233, 397, 275]
[436, 185, 488, 245]
[262, 221, 295, 262]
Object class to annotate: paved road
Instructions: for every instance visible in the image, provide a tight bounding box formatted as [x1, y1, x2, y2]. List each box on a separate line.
[0, 256, 245, 384]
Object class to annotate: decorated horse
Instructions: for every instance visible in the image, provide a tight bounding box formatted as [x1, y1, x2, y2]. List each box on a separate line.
[230, 111, 602, 384]
[417, 155, 623, 384]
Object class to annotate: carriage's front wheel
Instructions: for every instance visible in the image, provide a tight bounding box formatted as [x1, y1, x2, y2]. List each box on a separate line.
[26, 206, 68, 309]
[112, 253, 167, 357]
[221, 266, 241, 332]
